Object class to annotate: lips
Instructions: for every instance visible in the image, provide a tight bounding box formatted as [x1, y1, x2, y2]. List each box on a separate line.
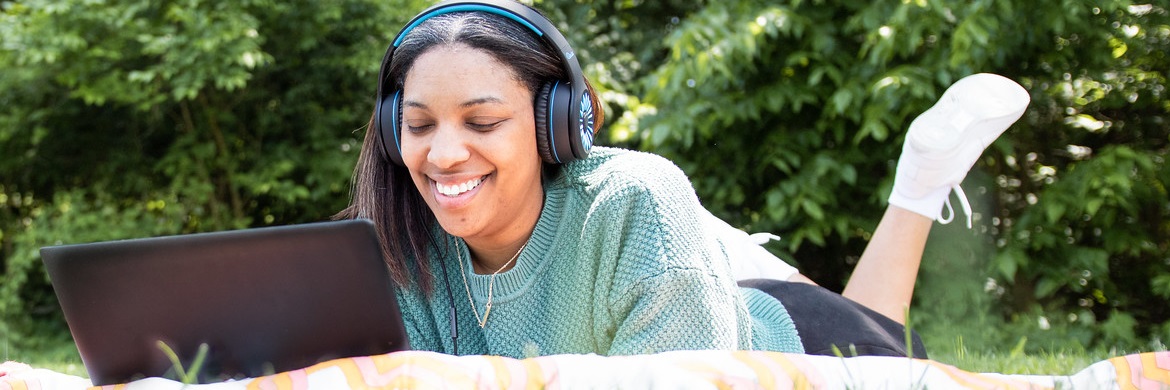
[435, 176, 484, 197]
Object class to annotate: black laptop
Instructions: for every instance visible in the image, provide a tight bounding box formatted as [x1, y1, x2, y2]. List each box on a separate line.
[40, 219, 410, 385]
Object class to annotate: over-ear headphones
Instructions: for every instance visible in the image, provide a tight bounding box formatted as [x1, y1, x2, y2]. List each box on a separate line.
[375, 0, 596, 166]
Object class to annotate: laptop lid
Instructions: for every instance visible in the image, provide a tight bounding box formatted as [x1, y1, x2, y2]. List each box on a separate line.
[40, 219, 410, 385]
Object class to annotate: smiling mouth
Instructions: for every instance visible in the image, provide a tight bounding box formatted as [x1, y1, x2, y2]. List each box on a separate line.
[435, 176, 485, 197]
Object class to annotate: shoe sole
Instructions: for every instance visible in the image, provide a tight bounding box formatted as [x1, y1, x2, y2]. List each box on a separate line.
[907, 73, 1031, 158]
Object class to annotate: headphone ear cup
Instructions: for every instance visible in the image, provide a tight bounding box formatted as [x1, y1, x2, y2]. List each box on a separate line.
[378, 90, 405, 166]
[534, 82, 558, 164]
[536, 80, 582, 164]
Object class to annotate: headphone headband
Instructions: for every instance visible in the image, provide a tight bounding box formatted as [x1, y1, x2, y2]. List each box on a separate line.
[394, 4, 544, 46]
[374, 0, 595, 166]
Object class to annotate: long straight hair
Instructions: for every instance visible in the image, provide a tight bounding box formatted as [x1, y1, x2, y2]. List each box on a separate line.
[335, 9, 604, 295]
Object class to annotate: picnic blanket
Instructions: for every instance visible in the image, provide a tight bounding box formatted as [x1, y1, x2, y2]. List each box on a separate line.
[3, 350, 1169, 389]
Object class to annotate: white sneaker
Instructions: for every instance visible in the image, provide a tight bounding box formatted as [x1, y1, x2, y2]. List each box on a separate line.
[889, 73, 1031, 227]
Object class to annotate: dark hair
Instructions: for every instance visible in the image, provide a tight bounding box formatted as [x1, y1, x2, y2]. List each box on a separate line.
[335, 9, 604, 294]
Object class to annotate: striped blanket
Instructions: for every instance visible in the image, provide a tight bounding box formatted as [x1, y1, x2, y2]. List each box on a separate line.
[3, 350, 1168, 389]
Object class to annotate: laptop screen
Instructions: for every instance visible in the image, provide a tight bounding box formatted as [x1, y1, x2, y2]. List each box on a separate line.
[41, 219, 409, 385]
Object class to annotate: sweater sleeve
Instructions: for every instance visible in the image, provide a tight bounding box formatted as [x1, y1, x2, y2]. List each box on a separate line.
[608, 267, 745, 355]
[596, 153, 751, 355]
[394, 286, 443, 353]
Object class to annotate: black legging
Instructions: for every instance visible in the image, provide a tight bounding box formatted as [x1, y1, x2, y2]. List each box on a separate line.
[738, 279, 928, 359]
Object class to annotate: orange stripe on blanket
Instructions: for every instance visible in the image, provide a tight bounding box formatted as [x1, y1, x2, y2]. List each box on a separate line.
[484, 356, 517, 389]
[1114, 353, 1170, 390]
[754, 351, 815, 390]
[358, 353, 478, 388]
[491, 355, 550, 390]
[256, 353, 478, 389]
[923, 360, 1048, 390]
[0, 378, 28, 390]
[670, 356, 736, 389]
[1140, 352, 1170, 385]
[1115, 354, 1135, 390]
[766, 353, 824, 389]
[730, 351, 779, 389]
[462, 354, 554, 389]
[247, 366, 308, 390]
[520, 355, 547, 389]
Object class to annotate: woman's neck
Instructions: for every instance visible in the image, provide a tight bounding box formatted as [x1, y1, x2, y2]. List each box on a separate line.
[466, 233, 531, 274]
[464, 196, 543, 274]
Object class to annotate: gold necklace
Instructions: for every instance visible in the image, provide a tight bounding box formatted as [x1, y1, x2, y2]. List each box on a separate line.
[457, 239, 528, 328]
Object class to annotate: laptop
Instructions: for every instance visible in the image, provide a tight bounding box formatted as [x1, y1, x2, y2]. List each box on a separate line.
[40, 219, 410, 385]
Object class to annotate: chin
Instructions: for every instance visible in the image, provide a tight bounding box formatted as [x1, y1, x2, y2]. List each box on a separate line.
[431, 215, 480, 240]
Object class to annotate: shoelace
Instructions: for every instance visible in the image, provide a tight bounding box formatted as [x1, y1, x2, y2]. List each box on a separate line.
[748, 232, 782, 245]
[937, 185, 974, 228]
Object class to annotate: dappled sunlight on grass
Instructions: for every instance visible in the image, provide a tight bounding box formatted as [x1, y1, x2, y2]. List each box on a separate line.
[930, 344, 1115, 375]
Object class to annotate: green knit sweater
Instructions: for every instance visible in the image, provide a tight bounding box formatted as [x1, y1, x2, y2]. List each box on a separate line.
[394, 147, 803, 357]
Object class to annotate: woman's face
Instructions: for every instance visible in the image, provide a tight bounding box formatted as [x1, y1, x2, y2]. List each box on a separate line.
[399, 44, 544, 248]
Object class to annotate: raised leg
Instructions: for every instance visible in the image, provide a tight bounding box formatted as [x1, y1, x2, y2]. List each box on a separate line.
[841, 205, 933, 324]
[841, 73, 1030, 324]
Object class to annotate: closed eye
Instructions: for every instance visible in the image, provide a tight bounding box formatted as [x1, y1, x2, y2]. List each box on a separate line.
[467, 119, 506, 132]
[404, 122, 434, 134]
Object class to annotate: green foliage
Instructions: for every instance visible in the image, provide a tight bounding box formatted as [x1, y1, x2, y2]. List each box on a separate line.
[534, 0, 706, 146]
[157, 341, 209, 385]
[0, 0, 428, 346]
[614, 0, 1170, 350]
[618, 0, 953, 270]
[2, 0, 1167, 355]
[930, 338, 1116, 376]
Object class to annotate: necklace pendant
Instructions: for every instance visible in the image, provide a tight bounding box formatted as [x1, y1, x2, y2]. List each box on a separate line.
[479, 303, 492, 328]
[457, 238, 528, 330]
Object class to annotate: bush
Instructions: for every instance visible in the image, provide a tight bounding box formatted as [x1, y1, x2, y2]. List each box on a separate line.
[613, 0, 1170, 349]
[2, 0, 1167, 352]
[0, 0, 427, 347]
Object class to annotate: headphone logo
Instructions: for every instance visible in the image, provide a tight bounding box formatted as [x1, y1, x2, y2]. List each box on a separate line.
[579, 91, 594, 154]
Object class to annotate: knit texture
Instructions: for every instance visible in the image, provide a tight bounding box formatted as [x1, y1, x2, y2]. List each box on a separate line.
[395, 147, 804, 357]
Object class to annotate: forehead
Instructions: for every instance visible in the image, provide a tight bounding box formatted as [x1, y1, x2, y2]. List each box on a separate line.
[405, 44, 523, 89]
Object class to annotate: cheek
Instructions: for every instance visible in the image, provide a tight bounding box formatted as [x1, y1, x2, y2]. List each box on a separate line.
[509, 137, 544, 182]
[500, 132, 540, 171]
[397, 134, 431, 189]
[399, 132, 426, 167]
[506, 114, 539, 158]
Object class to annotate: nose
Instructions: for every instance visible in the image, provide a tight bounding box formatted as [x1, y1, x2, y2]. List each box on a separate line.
[426, 124, 471, 169]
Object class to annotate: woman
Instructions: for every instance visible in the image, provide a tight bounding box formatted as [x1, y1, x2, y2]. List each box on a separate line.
[337, 0, 1029, 358]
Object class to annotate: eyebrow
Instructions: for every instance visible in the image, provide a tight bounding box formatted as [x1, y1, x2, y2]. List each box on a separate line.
[403, 96, 505, 110]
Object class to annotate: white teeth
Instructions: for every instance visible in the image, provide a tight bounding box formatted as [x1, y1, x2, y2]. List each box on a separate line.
[436, 177, 483, 197]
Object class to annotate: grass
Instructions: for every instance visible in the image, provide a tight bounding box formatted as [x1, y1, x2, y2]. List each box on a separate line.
[919, 329, 1135, 376]
[929, 345, 1115, 375]
[6, 336, 1126, 381]
[4, 338, 87, 377]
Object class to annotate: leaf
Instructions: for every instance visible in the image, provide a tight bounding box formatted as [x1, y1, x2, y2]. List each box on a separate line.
[801, 198, 825, 221]
[1151, 274, 1170, 299]
[1044, 202, 1066, 224]
[830, 89, 853, 115]
[1034, 278, 1061, 299]
[1083, 198, 1104, 216]
[1100, 311, 1138, 347]
[994, 249, 1020, 281]
[1109, 37, 1128, 58]
[839, 165, 857, 185]
[1068, 248, 1109, 274]
[1008, 336, 1027, 358]
[156, 341, 210, 385]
